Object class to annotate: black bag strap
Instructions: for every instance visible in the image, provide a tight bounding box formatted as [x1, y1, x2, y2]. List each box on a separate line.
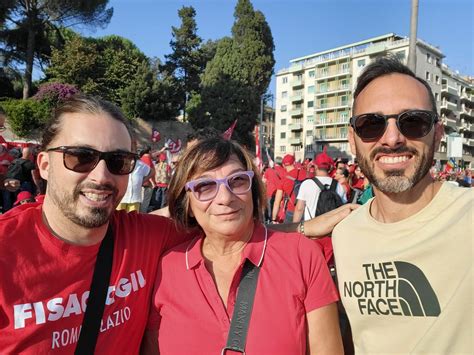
[222, 259, 260, 354]
[313, 177, 325, 191]
[75, 224, 115, 355]
[329, 179, 338, 191]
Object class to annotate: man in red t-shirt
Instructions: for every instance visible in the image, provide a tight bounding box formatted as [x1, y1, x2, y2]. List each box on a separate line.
[0, 95, 189, 354]
[271, 154, 307, 223]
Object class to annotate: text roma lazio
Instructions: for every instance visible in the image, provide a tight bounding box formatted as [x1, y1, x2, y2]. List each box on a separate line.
[343, 261, 441, 316]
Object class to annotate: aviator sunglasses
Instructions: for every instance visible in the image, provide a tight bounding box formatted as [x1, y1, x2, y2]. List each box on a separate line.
[46, 146, 138, 175]
[185, 171, 254, 202]
[350, 109, 438, 141]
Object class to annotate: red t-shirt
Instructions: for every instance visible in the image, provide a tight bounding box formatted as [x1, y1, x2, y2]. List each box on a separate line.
[148, 224, 338, 354]
[279, 168, 305, 212]
[263, 167, 280, 198]
[0, 203, 189, 354]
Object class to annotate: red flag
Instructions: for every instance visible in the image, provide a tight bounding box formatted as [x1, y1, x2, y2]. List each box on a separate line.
[222, 120, 237, 140]
[151, 128, 160, 142]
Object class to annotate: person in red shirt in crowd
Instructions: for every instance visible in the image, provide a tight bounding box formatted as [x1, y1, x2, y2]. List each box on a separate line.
[349, 164, 365, 190]
[271, 154, 307, 223]
[262, 164, 281, 222]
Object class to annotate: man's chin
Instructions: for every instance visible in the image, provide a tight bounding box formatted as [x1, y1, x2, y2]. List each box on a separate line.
[373, 175, 413, 194]
[70, 207, 113, 229]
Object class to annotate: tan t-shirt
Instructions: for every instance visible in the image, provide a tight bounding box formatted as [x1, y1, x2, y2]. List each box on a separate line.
[333, 182, 473, 354]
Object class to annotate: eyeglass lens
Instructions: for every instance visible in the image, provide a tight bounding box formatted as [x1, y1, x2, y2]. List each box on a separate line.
[192, 173, 252, 201]
[354, 111, 435, 141]
[63, 148, 135, 175]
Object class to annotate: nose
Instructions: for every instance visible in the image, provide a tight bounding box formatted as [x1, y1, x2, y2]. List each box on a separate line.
[87, 159, 115, 185]
[212, 181, 234, 204]
[378, 118, 406, 148]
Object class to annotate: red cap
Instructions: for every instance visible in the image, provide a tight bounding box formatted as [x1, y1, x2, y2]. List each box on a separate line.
[159, 153, 167, 162]
[14, 191, 33, 206]
[282, 154, 295, 166]
[314, 146, 334, 170]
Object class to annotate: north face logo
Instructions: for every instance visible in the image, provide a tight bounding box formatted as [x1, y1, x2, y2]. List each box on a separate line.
[343, 261, 441, 317]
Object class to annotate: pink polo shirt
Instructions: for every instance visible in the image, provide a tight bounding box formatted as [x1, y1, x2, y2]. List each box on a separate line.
[148, 223, 339, 354]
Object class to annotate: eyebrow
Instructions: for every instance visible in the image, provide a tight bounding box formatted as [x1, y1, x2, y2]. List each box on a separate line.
[194, 168, 246, 180]
[64, 144, 133, 153]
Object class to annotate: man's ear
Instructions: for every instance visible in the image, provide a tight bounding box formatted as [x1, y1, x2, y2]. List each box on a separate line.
[433, 121, 444, 151]
[37, 151, 50, 181]
[348, 127, 357, 156]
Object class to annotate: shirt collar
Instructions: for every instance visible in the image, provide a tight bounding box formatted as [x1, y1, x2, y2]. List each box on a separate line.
[185, 222, 268, 270]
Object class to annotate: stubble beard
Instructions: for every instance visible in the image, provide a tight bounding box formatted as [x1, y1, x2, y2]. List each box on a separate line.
[48, 173, 118, 229]
[356, 139, 435, 194]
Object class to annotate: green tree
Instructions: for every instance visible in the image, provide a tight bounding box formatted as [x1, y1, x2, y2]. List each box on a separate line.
[46, 34, 146, 106]
[0, 0, 113, 99]
[164, 6, 202, 121]
[189, 0, 274, 148]
[121, 60, 180, 122]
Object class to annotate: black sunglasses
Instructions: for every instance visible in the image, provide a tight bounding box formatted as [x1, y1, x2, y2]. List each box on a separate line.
[47, 146, 138, 175]
[350, 109, 438, 141]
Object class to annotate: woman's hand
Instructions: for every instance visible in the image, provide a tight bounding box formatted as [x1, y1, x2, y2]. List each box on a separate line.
[304, 203, 359, 238]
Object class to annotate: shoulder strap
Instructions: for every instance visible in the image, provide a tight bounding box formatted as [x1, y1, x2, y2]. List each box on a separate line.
[75, 224, 115, 354]
[222, 259, 260, 354]
[312, 177, 325, 190]
[329, 179, 338, 191]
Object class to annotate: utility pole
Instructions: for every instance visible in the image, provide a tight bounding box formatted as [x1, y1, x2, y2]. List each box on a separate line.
[408, 0, 419, 72]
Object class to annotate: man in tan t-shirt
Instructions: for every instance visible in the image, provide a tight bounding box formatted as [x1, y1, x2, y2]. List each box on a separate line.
[332, 56, 473, 354]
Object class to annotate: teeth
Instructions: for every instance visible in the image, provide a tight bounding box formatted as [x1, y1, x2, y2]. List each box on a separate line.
[379, 156, 409, 164]
[83, 193, 109, 202]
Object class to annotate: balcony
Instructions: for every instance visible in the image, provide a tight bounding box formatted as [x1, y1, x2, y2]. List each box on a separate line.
[440, 100, 458, 112]
[314, 118, 350, 126]
[290, 108, 303, 116]
[289, 122, 303, 131]
[292, 77, 304, 87]
[441, 84, 458, 97]
[315, 85, 351, 96]
[317, 69, 350, 80]
[289, 137, 302, 145]
[461, 105, 473, 118]
[291, 93, 303, 102]
[313, 135, 348, 141]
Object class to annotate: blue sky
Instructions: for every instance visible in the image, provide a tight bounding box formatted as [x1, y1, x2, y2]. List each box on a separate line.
[84, 0, 473, 94]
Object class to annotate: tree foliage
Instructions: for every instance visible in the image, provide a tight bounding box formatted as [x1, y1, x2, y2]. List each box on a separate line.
[164, 6, 202, 119]
[120, 60, 180, 121]
[189, 0, 274, 148]
[46, 34, 146, 106]
[0, 0, 113, 98]
[1, 98, 50, 137]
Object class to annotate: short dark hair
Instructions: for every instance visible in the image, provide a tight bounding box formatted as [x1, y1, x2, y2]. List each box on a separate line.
[41, 94, 133, 150]
[167, 137, 266, 230]
[353, 55, 437, 113]
[337, 167, 349, 178]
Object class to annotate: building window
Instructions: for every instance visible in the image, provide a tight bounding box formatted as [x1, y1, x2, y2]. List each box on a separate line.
[320, 67, 328, 76]
[319, 99, 327, 108]
[341, 62, 350, 71]
[435, 75, 440, 85]
[340, 95, 348, 106]
[281, 105, 287, 112]
[306, 115, 314, 124]
[340, 79, 349, 89]
[281, 91, 288, 99]
[425, 71, 430, 81]
[282, 77, 288, 84]
[307, 85, 315, 94]
[280, 146, 286, 153]
[357, 59, 366, 68]
[306, 130, 312, 137]
[435, 93, 439, 102]
[308, 70, 315, 78]
[305, 144, 313, 153]
[320, 83, 327, 92]
[341, 111, 349, 120]
[280, 132, 286, 139]
[281, 118, 287, 125]
[307, 100, 314, 108]
[426, 53, 432, 64]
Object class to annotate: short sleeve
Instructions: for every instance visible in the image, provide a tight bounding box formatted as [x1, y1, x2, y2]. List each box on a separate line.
[296, 179, 312, 201]
[298, 236, 339, 312]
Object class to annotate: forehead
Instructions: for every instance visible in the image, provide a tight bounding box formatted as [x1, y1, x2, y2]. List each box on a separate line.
[354, 73, 432, 115]
[53, 112, 132, 151]
[192, 154, 245, 178]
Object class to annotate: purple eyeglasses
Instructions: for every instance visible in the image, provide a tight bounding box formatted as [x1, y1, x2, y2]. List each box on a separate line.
[185, 170, 254, 201]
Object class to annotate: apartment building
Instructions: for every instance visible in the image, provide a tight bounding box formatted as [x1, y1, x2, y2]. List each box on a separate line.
[274, 33, 473, 168]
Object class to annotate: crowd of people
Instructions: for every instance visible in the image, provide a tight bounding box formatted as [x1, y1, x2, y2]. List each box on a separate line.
[0, 56, 472, 354]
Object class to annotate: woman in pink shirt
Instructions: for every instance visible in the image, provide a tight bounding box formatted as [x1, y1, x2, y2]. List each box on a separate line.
[143, 137, 342, 355]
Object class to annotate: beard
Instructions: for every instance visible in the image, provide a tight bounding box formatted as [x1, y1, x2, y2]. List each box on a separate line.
[356, 139, 435, 194]
[47, 171, 119, 228]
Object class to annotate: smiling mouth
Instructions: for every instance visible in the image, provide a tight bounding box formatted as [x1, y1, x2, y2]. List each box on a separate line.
[377, 155, 412, 164]
[81, 192, 112, 202]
